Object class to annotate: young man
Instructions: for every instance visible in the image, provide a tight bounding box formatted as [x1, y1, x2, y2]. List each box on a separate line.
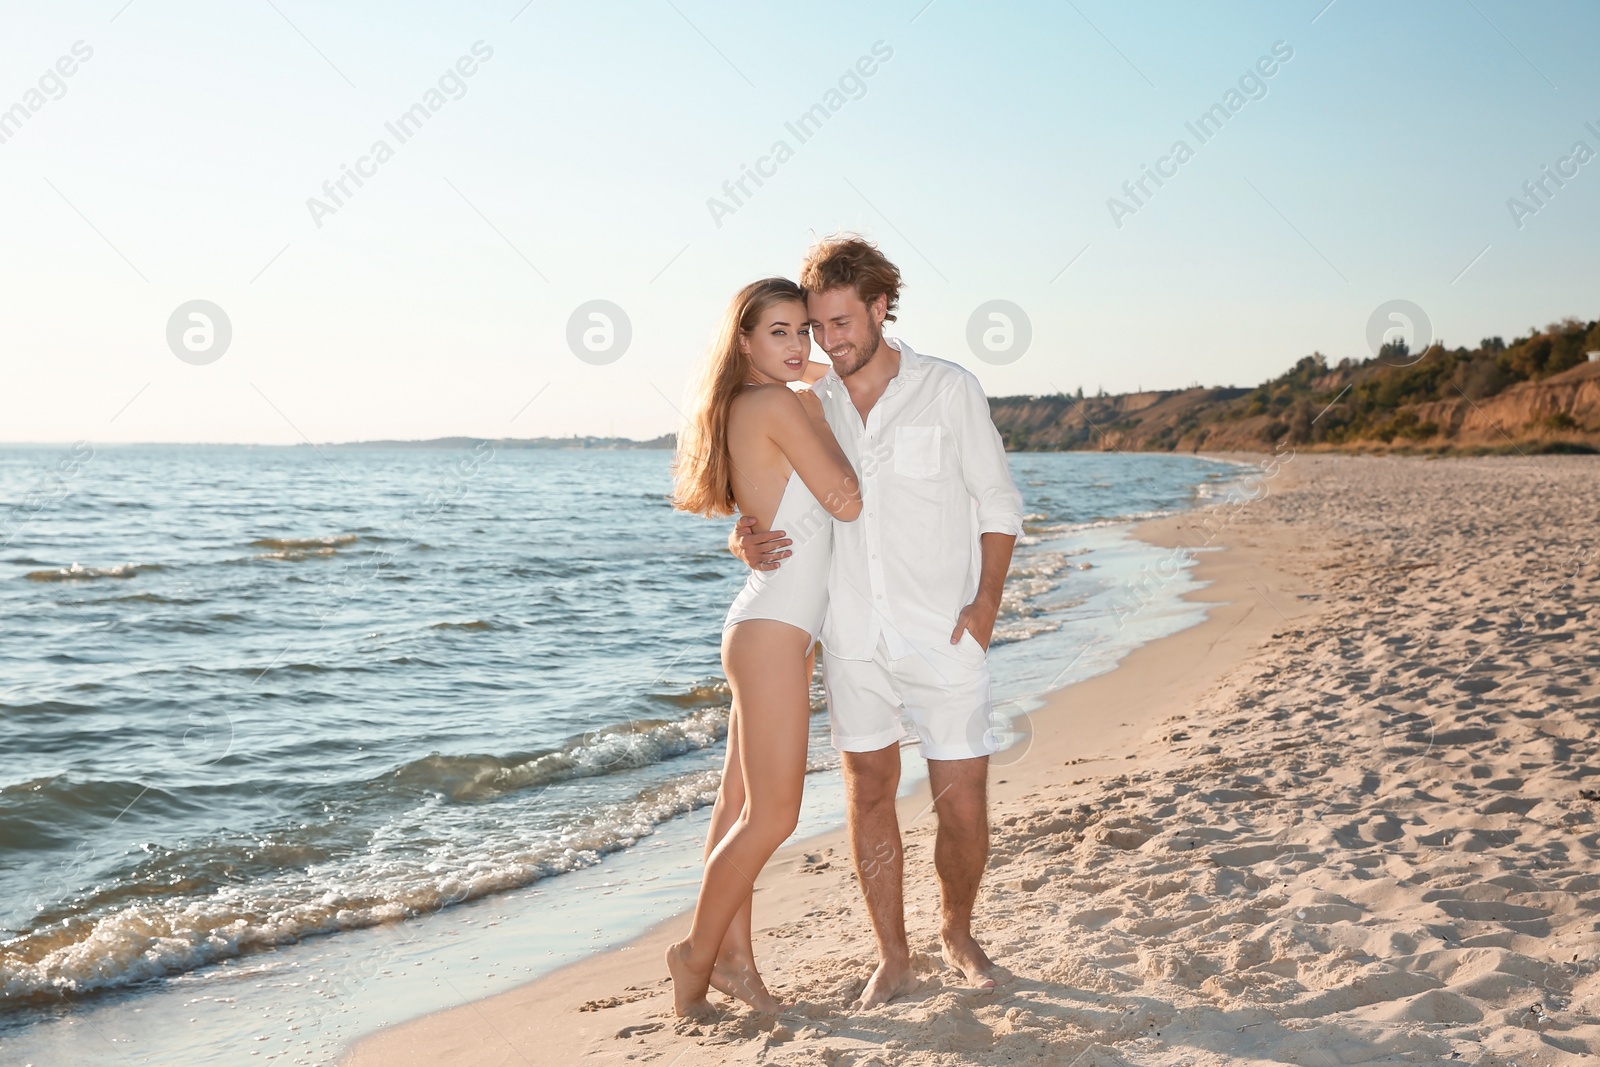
[732, 235, 1023, 1007]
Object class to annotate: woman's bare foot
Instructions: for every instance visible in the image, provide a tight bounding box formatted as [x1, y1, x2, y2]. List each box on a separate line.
[710, 952, 783, 1013]
[940, 932, 998, 989]
[665, 942, 716, 1021]
[853, 954, 915, 1009]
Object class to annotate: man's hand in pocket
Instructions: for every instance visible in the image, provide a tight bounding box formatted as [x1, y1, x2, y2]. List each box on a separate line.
[950, 595, 999, 650]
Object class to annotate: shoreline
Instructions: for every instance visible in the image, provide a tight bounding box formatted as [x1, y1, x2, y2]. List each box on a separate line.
[0, 452, 1237, 1067]
[340, 451, 1310, 1065]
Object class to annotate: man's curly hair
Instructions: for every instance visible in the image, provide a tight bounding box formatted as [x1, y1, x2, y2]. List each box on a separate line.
[799, 235, 903, 323]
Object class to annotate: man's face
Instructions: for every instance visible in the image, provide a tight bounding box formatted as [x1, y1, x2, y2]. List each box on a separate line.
[806, 287, 886, 378]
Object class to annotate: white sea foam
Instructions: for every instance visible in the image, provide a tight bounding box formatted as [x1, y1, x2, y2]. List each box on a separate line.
[23, 562, 148, 581]
[0, 768, 725, 1002]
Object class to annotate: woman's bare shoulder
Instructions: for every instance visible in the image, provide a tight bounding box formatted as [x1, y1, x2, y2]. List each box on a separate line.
[732, 382, 799, 402]
[728, 383, 804, 419]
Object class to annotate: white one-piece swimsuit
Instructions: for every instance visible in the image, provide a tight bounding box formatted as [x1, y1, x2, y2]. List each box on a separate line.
[723, 469, 832, 643]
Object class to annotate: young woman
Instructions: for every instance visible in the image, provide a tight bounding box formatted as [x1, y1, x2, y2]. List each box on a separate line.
[668, 277, 861, 1019]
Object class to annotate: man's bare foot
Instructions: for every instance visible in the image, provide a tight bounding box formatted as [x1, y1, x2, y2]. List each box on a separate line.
[940, 931, 998, 989]
[665, 942, 716, 1021]
[853, 955, 915, 1009]
[710, 953, 783, 1013]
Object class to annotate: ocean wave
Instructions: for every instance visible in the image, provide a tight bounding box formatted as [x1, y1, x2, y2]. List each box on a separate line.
[0, 768, 725, 1006]
[0, 699, 96, 720]
[0, 777, 178, 854]
[103, 592, 195, 605]
[1193, 460, 1266, 500]
[384, 703, 730, 804]
[250, 534, 361, 562]
[0, 676, 759, 1006]
[975, 541, 1093, 649]
[248, 535, 359, 551]
[23, 562, 155, 582]
[1000, 549, 1081, 622]
[254, 548, 340, 561]
[655, 680, 735, 708]
[993, 616, 1066, 644]
[1020, 512, 1175, 540]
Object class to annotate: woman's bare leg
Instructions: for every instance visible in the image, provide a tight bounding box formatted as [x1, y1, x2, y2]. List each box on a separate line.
[704, 702, 778, 1010]
[668, 622, 810, 1019]
[706, 645, 815, 1009]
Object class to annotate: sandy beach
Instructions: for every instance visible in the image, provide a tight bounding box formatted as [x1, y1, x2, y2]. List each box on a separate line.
[343, 452, 1600, 1067]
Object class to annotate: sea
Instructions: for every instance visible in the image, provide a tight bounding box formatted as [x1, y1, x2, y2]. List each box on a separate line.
[0, 444, 1248, 1065]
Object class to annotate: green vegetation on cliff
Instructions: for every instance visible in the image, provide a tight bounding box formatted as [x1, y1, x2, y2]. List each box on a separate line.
[990, 316, 1600, 453]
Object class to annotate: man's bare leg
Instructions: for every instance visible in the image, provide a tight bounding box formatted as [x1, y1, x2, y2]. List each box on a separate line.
[927, 755, 996, 987]
[842, 743, 915, 1008]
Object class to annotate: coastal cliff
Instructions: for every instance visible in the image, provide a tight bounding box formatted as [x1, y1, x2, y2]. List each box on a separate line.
[989, 317, 1600, 454]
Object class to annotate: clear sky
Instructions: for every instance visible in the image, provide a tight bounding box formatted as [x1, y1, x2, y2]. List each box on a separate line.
[2, 0, 1596, 444]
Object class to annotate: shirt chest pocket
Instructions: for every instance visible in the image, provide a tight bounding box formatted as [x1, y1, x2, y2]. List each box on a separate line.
[893, 425, 942, 478]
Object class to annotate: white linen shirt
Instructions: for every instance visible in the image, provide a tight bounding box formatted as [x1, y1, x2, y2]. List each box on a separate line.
[812, 337, 1024, 661]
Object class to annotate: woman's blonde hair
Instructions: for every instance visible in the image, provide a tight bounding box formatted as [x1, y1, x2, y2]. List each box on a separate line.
[672, 277, 806, 516]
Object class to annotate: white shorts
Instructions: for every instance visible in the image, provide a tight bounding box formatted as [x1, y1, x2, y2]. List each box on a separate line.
[821, 632, 997, 761]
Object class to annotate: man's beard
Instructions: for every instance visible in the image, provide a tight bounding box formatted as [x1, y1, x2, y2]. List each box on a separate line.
[829, 318, 883, 378]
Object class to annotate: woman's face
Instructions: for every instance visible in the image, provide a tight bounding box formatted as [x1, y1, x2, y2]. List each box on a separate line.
[740, 299, 812, 383]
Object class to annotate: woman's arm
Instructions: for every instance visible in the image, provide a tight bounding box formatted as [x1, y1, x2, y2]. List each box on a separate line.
[763, 388, 862, 522]
[799, 360, 831, 385]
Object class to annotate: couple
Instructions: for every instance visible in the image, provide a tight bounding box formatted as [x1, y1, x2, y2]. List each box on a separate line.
[667, 236, 1024, 1020]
